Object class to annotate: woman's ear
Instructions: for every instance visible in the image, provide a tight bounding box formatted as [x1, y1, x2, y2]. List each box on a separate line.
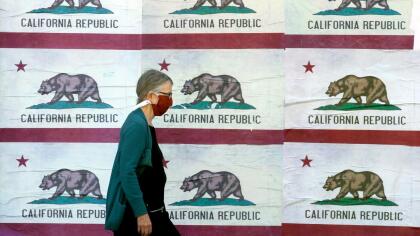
[147, 92, 159, 104]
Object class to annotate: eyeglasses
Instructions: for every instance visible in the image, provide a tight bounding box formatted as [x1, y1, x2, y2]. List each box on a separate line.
[155, 91, 172, 98]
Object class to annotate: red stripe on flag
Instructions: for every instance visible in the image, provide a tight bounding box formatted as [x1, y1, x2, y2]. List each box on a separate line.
[283, 223, 420, 236]
[142, 33, 284, 49]
[156, 128, 283, 144]
[0, 128, 284, 144]
[0, 32, 413, 49]
[1, 128, 419, 146]
[0, 128, 120, 143]
[176, 225, 281, 236]
[0, 223, 112, 236]
[285, 129, 420, 146]
[286, 34, 414, 49]
[0, 32, 142, 50]
[2, 223, 420, 236]
[0, 32, 284, 49]
[0, 223, 281, 236]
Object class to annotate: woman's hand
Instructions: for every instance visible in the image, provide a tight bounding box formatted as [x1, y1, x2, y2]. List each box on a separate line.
[137, 214, 152, 236]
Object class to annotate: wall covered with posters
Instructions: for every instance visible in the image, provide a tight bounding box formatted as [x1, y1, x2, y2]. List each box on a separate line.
[0, 0, 419, 236]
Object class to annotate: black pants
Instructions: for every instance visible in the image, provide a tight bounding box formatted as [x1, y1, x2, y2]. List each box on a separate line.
[114, 204, 180, 236]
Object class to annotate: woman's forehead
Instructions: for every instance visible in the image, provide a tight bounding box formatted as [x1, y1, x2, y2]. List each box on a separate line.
[159, 81, 173, 91]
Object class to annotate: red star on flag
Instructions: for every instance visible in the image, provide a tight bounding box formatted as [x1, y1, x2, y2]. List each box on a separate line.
[301, 155, 312, 167]
[303, 61, 315, 73]
[15, 60, 27, 72]
[159, 59, 170, 71]
[162, 159, 170, 168]
[17, 155, 29, 167]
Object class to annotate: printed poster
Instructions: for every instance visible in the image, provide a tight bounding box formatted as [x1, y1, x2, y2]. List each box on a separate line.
[0, 48, 283, 130]
[285, 0, 412, 35]
[142, 0, 284, 34]
[285, 49, 420, 131]
[283, 142, 420, 227]
[0, 143, 282, 227]
[0, 0, 141, 34]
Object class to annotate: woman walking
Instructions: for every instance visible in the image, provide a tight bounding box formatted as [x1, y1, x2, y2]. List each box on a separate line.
[105, 70, 180, 236]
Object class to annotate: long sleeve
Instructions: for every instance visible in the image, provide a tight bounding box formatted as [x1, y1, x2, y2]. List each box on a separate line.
[119, 121, 148, 217]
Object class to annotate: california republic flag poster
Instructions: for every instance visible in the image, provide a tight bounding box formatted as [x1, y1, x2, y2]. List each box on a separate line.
[282, 142, 420, 234]
[285, 0, 412, 35]
[285, 49, 420, 132]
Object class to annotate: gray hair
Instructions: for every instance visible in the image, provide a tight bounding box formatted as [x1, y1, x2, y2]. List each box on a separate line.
[136, 69, 173, 104]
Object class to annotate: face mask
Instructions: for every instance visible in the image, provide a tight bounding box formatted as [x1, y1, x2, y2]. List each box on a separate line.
[152, 94, 173, 116]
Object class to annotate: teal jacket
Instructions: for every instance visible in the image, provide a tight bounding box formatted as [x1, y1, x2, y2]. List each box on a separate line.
[105, 109, 152, 231]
